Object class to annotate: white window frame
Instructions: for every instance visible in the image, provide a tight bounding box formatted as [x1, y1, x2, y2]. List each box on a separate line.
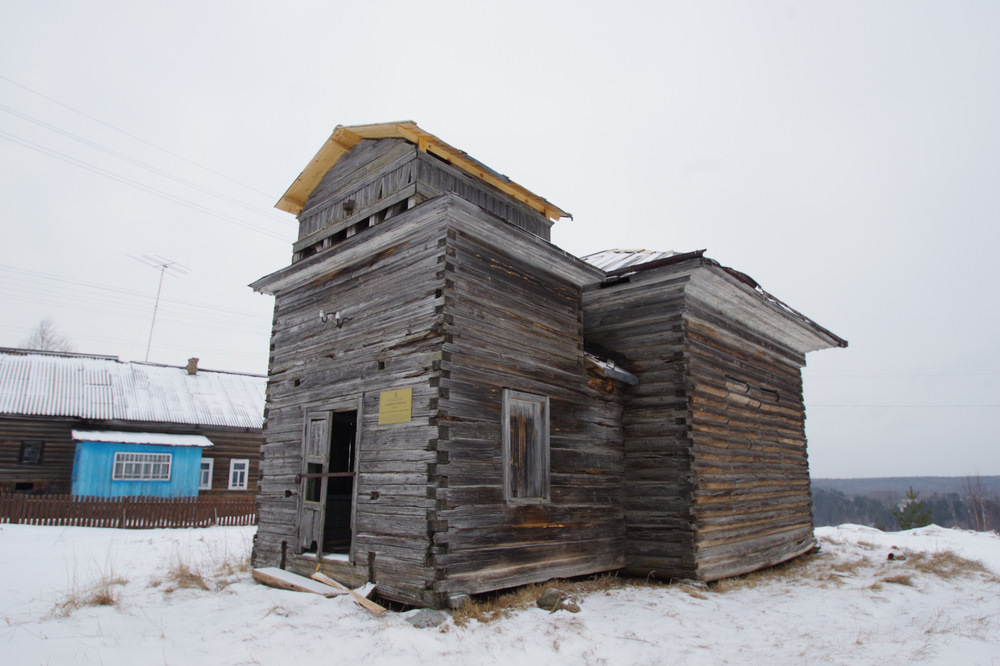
[502, 389, 550, 502]
[199, 458, 214, 490]
[228, 459, 250, 490]
[112, 452, 172, 481]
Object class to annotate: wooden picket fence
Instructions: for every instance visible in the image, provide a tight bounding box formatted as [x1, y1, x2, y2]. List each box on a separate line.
[0, 492, 257, 529]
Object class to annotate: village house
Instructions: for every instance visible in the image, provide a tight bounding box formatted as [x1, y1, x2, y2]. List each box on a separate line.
[0, 348, 265, 498]
[250, 122, 846, 609]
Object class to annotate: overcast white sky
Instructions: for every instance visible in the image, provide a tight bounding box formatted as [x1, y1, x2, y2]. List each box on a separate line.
[1, 1, 997, 478]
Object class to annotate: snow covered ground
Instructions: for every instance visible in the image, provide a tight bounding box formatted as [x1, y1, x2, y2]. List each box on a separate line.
[1, 523, 998, 665]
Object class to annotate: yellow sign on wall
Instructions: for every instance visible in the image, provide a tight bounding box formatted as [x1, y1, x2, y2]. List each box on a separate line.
[378, 388, 413, 425]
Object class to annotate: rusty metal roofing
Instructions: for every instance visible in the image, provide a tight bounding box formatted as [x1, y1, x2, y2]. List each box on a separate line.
[581, 249, 680, 272]
[0, 349, 265, 429]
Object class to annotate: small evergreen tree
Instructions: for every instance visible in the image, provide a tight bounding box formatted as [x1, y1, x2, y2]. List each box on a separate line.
[892, 486, 933, 530]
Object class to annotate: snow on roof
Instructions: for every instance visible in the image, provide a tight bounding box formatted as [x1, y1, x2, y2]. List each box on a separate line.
[0, 349, 265, 429]
[581, 249, 680, 272]
[71, 430, 214, 447]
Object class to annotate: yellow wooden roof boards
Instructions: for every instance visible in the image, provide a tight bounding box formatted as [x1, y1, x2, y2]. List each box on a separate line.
[275, 121, 571, 221]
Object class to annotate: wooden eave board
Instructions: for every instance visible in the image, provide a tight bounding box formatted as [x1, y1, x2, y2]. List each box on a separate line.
[252, 194, 596, 296]
[276, 121, 570, 220]
[686, 266, 846, 354]
[252, 567, 347, 597]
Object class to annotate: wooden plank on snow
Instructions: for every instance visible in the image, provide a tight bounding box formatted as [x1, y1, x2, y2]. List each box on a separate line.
[311, 572, 387, 615]
[252, 567, 347, 597]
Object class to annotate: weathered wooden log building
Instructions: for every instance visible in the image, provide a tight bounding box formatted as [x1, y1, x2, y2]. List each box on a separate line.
[250, 121, 846, 608]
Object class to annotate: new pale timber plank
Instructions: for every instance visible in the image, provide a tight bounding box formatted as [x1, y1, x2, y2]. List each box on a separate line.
[252, 567, 346, 597]
[311, 571, 387, 615]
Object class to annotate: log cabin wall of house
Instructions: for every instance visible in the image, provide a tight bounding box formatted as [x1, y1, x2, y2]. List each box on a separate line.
[0, 416, 76, 493]
[582, 260, 703, 580]
[682, 290, 816, 582]
[0, 415, 260, 496]
[584, 258, 825, 582]
[431, 200, 624, 603]
[253, 199, 452, 607]
[197, 427, 263, 494]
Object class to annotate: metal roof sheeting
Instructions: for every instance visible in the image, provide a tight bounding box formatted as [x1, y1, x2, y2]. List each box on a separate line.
[581, 249, 679, 272]
[0, 351, 265, 429]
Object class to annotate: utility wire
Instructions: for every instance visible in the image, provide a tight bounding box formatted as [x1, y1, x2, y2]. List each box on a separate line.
[0, 73, 277, 199]
[0, 264, 270, 322]
[0, 102, 295, 226]
[0, 129, 292, 242]
[0, 323, 267, 365]
[0, 291, 268, 336]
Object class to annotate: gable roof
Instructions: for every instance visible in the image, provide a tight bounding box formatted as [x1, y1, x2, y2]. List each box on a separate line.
[583, 249, 848, 353]
[0, 349, 266, 429]
[276, 121, 571, 221]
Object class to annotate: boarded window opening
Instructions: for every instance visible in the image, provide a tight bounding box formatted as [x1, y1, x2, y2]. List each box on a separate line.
[19, 441, 43, 465]
[502, 389, 550, 502]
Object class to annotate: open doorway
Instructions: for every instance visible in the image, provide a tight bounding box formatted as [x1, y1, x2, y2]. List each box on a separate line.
[300, 408, 357, 556]
[323, 411, 356, 553]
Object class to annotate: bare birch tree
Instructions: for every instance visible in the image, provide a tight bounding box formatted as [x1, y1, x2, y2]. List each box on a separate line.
[19, 318, 75, 352]
[963, 476, 989, 531]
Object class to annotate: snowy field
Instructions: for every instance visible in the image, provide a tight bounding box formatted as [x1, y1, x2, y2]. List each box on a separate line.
[1, 523, 998, 665]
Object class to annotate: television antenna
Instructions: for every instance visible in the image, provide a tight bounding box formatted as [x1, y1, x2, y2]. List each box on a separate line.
[129, 254, 190, 361]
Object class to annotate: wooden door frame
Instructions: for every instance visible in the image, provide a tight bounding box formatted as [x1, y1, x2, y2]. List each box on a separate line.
[301, 395, 363, 563]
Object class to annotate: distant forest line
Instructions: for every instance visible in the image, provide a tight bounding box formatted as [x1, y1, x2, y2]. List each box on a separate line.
[811, 476, 1000, 532]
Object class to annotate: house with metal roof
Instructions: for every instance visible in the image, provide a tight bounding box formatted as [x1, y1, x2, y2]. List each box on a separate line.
[250, 121, 846, 608]
[0, 348, 265, 498]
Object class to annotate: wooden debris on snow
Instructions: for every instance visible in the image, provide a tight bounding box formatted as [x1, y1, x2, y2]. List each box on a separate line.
[252, 567, 347, 597]
[311, 571, 387, 615]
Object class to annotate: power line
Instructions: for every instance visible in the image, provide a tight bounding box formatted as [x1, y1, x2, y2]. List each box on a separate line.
[0, 288, 269, 334]
[0, 73, 277, 199]
[0, 102, 295, 226]
[0, 128, 292, 242]
[0, 264, 270, 322]
[0, 324, 267, 363]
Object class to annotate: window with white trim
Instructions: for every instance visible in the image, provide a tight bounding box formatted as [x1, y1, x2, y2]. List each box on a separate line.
[228, 459, 249, 490]
[199, 458, 214, 490]
[112, 452, 172, 481]
[502, 389, 550, 501]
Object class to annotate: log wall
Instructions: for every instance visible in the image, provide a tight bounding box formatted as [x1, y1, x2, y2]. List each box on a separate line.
[684, 308, 816, 581]
[256, 191, 619, 608]
[584, 257, 818, 582]
[432, 204, 625, 600]
[253, 199, 451, 607]
[0, 416, 75, 493]
[293, 139, 553, 262]
[583, 261, 701, 579]
[0, 416, 260, 496]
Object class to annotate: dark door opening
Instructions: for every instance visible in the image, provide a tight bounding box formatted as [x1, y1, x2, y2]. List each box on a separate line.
[322, 410, 357, 554]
